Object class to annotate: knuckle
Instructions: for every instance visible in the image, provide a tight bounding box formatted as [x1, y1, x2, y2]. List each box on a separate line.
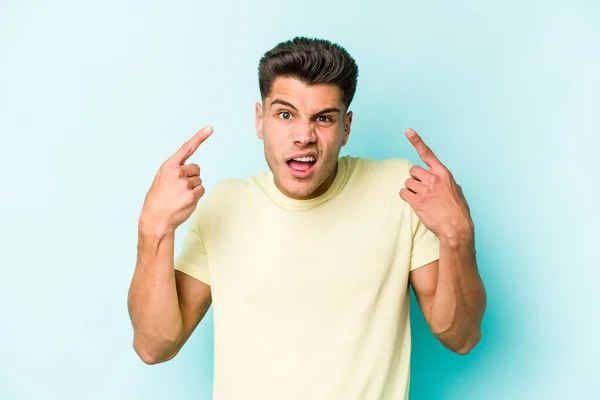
[184, 190, 196, 203]
[182, 143, 193, 155]
[429, 174, 440, 185]
[178, 177, 189, 188]
[159, 161, 170, 173]
[191, 187, 204, 202]
[413, 196, 423, 207]
[439, 167, 451, 179]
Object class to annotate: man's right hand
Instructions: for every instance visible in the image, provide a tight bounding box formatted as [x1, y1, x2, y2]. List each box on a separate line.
[139, 125, 214, 234]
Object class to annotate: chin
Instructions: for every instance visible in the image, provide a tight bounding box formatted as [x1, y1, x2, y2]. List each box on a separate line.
[277, 169, 324, 200]
[288, 186, 320, 199]
[280, 179, 319, 199]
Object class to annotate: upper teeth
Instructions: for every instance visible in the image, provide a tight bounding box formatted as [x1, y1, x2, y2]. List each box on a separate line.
[293, 156, 315, 162]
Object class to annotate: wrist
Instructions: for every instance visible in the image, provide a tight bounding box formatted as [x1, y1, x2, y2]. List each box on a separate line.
[138, 217, 175, 238]
[438, 222, 475, 249]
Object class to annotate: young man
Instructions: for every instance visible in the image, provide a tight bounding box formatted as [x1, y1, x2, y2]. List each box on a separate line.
[128, 37, 486, 399]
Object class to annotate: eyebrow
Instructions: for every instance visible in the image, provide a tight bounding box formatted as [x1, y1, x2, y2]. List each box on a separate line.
[270, 99, 341, 116]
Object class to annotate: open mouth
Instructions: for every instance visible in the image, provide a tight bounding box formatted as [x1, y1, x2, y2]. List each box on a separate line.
[286, 155, 317, 178]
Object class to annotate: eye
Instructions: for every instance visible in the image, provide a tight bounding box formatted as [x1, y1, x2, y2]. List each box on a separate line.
[278, 111, 292, 120]
[316, 115, 332, 122]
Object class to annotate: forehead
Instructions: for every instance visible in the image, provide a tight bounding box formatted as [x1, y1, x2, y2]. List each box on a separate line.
[267, 76, 343, 111]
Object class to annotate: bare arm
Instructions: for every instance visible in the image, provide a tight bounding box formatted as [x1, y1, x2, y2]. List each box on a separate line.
[127, 225, 212, 364]
[409, 235, 486, 354]
[127, 126, 214, 364]
[399, 127, 486, 355]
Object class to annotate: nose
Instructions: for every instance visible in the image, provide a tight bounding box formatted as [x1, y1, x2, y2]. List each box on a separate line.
[292, 123, 316, 146]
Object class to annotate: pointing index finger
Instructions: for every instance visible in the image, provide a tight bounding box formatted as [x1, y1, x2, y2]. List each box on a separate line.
[170, 126, 213, 165]
[405, 128, 441, 169]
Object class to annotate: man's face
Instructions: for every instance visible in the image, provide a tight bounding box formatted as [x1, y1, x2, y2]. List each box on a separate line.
[255, 77, 353, 200]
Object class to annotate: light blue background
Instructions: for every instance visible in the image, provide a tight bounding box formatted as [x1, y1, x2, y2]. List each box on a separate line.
[1, 0, 598, 399]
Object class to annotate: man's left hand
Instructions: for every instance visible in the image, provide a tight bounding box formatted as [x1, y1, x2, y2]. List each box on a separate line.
[399, 128, 474, 242]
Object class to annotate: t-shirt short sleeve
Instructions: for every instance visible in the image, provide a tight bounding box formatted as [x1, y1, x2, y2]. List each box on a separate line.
[410, 218, 440, 271]
[173, 185, 220, 285]
[405, 161, 440, 271]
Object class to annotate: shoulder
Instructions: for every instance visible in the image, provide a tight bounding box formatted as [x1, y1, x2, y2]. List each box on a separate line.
[213, 171, 267, 194]
[206, 172, 269, 206]
[348, 156, 413, 180]
[212, 177, 251, 193]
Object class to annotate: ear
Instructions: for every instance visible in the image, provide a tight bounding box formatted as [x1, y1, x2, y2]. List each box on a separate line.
[341, 110, 353, 147]
[255, 102, 264, 140]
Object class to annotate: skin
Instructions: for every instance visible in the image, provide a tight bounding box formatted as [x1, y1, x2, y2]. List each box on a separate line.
[128, 77, 486, 365]
[401, 128, 487, 354]
[129, 126, 214, 364]
[254, 77, 353, 200]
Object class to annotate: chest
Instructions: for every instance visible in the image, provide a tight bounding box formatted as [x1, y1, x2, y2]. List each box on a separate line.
[209, 200, 412, 316]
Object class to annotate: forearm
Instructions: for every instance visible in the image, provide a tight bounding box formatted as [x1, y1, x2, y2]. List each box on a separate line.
[127, 221, 184, 364]
[429, 234, 486, 353]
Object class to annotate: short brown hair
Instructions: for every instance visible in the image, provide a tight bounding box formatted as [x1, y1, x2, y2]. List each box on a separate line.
[258, 37, 359, 110]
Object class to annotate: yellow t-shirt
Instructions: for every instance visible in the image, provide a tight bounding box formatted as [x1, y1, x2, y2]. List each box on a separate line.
[174, 155, 440, 400]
